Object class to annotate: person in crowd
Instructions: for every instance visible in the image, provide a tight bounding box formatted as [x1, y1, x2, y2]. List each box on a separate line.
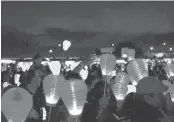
[97, 82, 119, 122]
[117, 92, 136, 122]
[85, 64, 103, 92]
[81, 80, 118, 122]
[128, 77, 174, 122]
[73, 54, 97, 74]
[24, 53, 52, 122]
[1, 71, 15, 94]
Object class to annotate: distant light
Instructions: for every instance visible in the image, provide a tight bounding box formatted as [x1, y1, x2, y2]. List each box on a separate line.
[58, 44, 61, 47]
[150, 47, 154, 50]
[112, 44, 115, 46]
[163, 43, 166, 46]
[170, 47, 173, 51]
[49, 49, 53, 53]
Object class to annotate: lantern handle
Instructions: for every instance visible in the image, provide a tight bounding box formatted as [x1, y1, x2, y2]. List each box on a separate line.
[48, 106, 52, 122]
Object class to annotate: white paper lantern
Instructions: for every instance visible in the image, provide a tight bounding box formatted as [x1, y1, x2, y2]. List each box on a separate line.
[63, 40, 71, 51]
[100, 54, 116, 76]
[2, 87, 33, 122]
[126, 85, 136, 95]
[127, 59, 148, 85]
[58, 79, 87, 116]
[162, 80, 174, 102]
[43, 74, 64, 107]
[79, 67, 89, 81]
[111, 83, 128, 100]
[128, 49, 135, 61]
[48, 61, 61, 75]
[164, 63, 174, 78]
[115, 72, 130, 86]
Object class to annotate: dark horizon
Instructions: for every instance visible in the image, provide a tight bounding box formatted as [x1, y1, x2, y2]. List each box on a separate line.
[1, 1, 174, 58]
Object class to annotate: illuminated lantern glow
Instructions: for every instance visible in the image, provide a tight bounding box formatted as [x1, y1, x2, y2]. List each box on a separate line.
[63, 40, 71, 51]
[79, 67, 89, 81]
[58, 79, 87, 116]
[100, 54, 116, 82]
[1, 63, 7, 71]
[164, 63, 174, 78]
[128, 49, 135, 61]
[162, 80, 174, 102]
[115, 72, 130, 86]
[127, 59, 148, 85]
[2, 87, 33, 122]
[14, 74, 21, 86]
[42, 107, 47, 120]
[111, 83, 128, 100]
[127, 85, 136, 95]
[48, 61, 61, 75]
[3, 82, 11, 89]
[43, 74, 64, 107]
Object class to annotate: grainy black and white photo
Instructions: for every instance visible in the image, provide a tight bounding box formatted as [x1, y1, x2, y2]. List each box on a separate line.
[1, 1, 174, 122]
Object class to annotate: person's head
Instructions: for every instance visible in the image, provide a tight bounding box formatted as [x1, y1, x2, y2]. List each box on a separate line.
[136, 77, 168, 108]
[65, 71, 82, 81]
[2, 71, 10, 83]
[85, 65, 102, 87]
[33, 53, 42, 65]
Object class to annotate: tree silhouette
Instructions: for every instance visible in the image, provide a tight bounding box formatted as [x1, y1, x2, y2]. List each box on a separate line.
[113, 41, 144, 58]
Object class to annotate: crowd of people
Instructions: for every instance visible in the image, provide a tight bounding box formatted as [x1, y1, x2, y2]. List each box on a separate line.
[1, 53, 174, 122]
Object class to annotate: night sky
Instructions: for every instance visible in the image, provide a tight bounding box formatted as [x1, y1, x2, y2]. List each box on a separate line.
[2, 1, 174, 58]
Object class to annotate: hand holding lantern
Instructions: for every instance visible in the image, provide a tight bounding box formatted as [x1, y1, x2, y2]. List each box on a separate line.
[2, 87, 33, 122]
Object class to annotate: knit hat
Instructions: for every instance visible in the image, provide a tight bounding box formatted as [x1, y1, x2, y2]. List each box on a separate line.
[136, 77, 168, 94]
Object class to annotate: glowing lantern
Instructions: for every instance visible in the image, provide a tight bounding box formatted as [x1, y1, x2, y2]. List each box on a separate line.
[127, 59, 148, 86]
[111, 83, 128, 100]
[164, 63, 174, 78]
[79, 68, 89, 81]
[2, 87, 33, 122]
[100, 54, 116, 81]
[128, 49, 135, 61]
[2, 63, 7, 71]
[162, 80, 174, 102]
[14, 74, 21, 86]
[58, 78, 87, 116]
[43, 74, 64, 107]
[115, 72, 130, 86]
[127, 85, 136, 95]
[48, 61, 61, 75]
[3, 82, 11, 89]
[63, 40, 71, 51]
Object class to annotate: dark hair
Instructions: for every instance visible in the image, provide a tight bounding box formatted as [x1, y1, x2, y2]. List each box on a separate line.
[33, 53, 42, 60]
[85, 65, 102, 86]
[65, 71, 82, 80]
